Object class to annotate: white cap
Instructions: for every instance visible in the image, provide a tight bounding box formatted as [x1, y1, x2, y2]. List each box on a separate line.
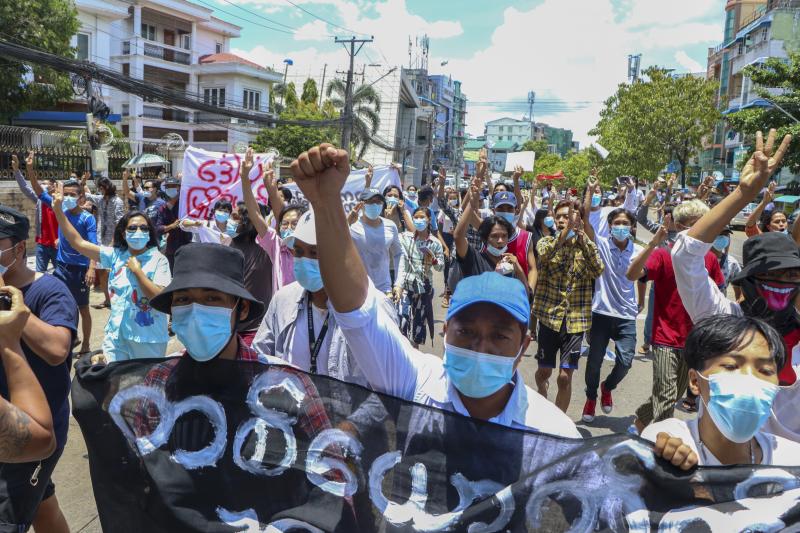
[293, 208, 316, 246]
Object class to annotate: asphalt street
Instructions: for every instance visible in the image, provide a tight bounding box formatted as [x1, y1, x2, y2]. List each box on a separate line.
[45, 226, 749, 531]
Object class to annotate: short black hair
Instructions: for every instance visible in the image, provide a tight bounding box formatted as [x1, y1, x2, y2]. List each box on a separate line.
[62, 179, 81, 191]
[280, 188, 293, 202]
[382, 185, 403, 199]
[418, 186, 435, 204]
[113, 211, 159, 251]
[98, 177, 117, 196]
[759, 208, 785, 232]
[278, 203, 307, 225]
[606, 208, 635, 226]
[478, 215, 514, 243]
[212, 199, 233, 213]
[684, 315, 786, 371]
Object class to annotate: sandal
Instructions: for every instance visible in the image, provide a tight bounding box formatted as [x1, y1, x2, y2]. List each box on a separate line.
[92, 302, 111, 309]
[638, 344, 650, 354]
[441, 295, 450, 308]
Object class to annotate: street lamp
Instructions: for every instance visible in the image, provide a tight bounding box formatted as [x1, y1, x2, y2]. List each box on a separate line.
[280, 58, 293, 107]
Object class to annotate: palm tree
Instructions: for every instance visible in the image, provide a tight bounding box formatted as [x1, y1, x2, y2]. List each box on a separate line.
[325, 78, 381, 159]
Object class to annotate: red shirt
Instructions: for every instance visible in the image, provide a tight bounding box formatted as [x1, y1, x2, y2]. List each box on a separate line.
[780, 329, 800, 385]
[646, 246, 724, 349]
[38, 203, 58, 248]
[506, 228, 533, 277]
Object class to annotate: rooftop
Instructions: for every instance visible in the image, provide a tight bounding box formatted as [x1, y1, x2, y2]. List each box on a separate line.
[199, 53, 264, 70]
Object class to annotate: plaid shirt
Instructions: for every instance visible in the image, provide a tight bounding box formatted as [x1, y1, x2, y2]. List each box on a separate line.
[134, 336, 330, 439]
[441, 203, 483, 250]
[396, 232, 445, 292]
[533, 235, 605, 334]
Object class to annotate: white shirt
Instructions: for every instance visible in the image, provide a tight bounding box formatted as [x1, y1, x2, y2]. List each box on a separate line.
[641, 417, 800, 466]
[331, 284, 581, 437]
[285, 301, 333, 374]
[591, 236, 642, 320]
[350, 217, 404, 292]
[181, 220, 232, 246]
[623, 188, 645, 213]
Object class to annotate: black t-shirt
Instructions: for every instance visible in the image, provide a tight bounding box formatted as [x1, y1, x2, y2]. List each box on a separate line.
[231, 237, 272, 332]
[0, 274, 77, 448]
[456, 244, 497, 279]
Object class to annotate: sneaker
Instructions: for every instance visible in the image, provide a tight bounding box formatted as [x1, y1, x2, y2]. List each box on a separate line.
[600, 382, 613, 414]
[581, 399, 596, 422]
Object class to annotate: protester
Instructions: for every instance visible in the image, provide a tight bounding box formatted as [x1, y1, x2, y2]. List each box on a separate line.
[122, 169, 165, 219]
[29, 173, 95, 357]
[11, 153, 58, 273]
[710, 226, 742, 299]
[394, 207, 445, 348]
[744, 181, 786, 237]
[491, 190, 537, 291]
[381, 185, 413, 232]
[53, 184, 170, 361]
[526, 208, 555, 260]
[626, 200, 724, 432]
[84, 176, 125, 309]
[180, 199, 237, 245]
[442, 179, 484, 252]
[289, 142, 580, 436]
[533, 198, 604, 413]
[0, 206, 75, 532]
[437, 184, 460, 307]
[348, 188, 404, 294]
[581, 177, 643, 422]
[154, 176, 191, 272]
[642, 315, 800, 468]
[621, 177, 645, 213]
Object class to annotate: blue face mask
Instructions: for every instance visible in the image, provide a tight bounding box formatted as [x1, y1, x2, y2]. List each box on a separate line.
[225, 221, 239, 236]
[712, 235, 730, 252]
[364, 203, 383, 220]
[293, 257, 324, 292]
[171, 303, 235, 362]
[591, 194, 602, 208]
[698, 371, 778, 443]
[443, 342, 521, 398]
[496, 211, 515, 225]
[215, 211, 230, 223]
[125, 230, 150, 251]
[486, 243, 507, 256]
[543, 216, 555, 228]
[413, 218, 428, 231]
[610, 225, 631, 242]
[563, 230, 576, 240]
[61, 196, 78, 212]
[165, 188, 179, 199]
[386, 197, 400, 207]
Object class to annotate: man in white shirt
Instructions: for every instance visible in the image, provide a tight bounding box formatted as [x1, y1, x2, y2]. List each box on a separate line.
[621, 177, 645, 213]
[641, 314, 800, 468]
[288, 143, 580, 437]
[349, 188, 404, 293]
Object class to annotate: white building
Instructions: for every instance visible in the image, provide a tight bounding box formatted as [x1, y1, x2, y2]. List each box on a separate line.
[73, 0, 282, 170]
[485, 117, 532, 145]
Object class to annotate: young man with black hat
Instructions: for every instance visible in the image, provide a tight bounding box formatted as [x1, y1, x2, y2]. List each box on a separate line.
[0, 206, 77, 533]
[288, 143, 579, 437]
[671, 129, 800, 441]
[348, 187, 404, 293]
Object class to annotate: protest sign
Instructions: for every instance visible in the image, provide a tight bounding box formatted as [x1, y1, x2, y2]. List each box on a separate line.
[73, 358, 800, 532]
[504, 151, 536, 172]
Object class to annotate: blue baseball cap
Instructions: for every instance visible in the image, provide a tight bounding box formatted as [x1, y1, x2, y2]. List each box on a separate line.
[446, 272, 529, 326]
[493, 191, 517, 208]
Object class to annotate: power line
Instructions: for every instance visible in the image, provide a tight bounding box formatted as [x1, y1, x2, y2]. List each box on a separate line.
[191, 0, 296, 35]
[214, 0, 298, 31]
[281, 0, 369, 36]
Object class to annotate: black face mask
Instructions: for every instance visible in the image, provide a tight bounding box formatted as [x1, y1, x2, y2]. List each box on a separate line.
[740, 277, 800, 335]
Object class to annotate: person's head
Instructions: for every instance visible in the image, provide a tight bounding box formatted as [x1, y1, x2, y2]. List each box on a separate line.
[150, 244, 264, 361]
[212, 199, 233, 224]
[759, 209, 788, 234]
[113, 211, 158, 252]
[290, 210, 323, 294]
[492, 182, 508, 194]
[0, 206, 30, 277]
[163, 176, 180, 201]
[492, 191, 517, 226]
[607, 208, 635, 243]
[280, 187, 293, 203]
[61, 179, 85, 214]
[277, 204, 307, 242]
[143, 179, 159, 200]
[97, 177, 117, 198]
[685, 315, 783, 443]
[712, 227, 733, 255]
[359, 189, 386, 220]
[553, 199, 581, 232]
[41, 178, 55, 195]
[446, 189, 459, 207]
[533, 209, 553, 232]
[412, 207, 431, 233]
[417, 186, 435, 208]
[442, 272, 532, 399]
[478, 215, 513, 252]
[231, 203, 260, 244]
[671, 199, 709, 231]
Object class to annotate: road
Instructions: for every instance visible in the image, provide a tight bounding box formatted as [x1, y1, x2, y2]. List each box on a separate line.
[48, 225, 749, 530]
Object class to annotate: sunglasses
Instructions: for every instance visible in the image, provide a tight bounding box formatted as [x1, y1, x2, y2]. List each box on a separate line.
[126, 225, 150, 232]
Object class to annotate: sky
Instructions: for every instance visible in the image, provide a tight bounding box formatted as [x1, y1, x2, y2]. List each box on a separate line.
[205, 0, 726, 145]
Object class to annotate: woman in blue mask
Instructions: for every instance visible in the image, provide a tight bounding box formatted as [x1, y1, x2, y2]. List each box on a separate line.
[642, 314, 800, 469]
[526, 209, 555, 261]
[180, 199, 237, 245]
[394, 207, 445, 348]
[52, 189, 171, 362]
[709, 227, 742, 301]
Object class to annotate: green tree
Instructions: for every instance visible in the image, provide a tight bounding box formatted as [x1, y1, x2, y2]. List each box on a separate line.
[253, 102, 339, 159]
[590, 67, 719, 187]
[284, 81, 299, 110]
[533, 153, 562, 178]
[561, 150, 597, 190]
[325, 78, 381, 159]
[0, 0, 79, 123]
[726, 52, 800, 172]
[301, 78, 319, 107]
[519, 139, 550, 159]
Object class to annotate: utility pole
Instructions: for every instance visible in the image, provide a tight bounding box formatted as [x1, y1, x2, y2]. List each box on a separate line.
[318, 63, 327, 108]
[335, 36, 373, 151]
[527, 91, 536, 139]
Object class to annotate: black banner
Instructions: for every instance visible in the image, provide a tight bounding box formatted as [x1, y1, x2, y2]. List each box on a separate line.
[72, 357, 800, 532]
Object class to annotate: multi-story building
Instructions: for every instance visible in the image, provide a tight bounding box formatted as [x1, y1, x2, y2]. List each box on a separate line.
[536, 123, 574, 156]
[428, 74, 455, 169]
[452, 80, 467, 176]
[486, 117, 533, 145]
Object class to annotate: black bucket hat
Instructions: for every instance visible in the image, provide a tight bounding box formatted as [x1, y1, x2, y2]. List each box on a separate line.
[730, 232, 800, 284]
[150, 243, 265, 317]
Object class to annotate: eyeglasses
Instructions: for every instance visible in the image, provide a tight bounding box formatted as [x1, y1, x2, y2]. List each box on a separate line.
[280, 221, 299, 230]
[126, 225, 150, 232]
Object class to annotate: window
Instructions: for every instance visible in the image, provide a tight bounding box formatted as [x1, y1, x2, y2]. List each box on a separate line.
[761, 27, 769, 43]
[203, 87, 226, 107]
[215, 42, 223, 54]
[141, 24, 156, 41]
[243, 89, 261, 111]
[76, 33, 89, 60]
[122, 63, 130, 76]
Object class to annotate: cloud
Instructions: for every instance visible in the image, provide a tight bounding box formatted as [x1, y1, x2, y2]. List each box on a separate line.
[293, 20, 330, 41]
[674, 50, 704, 73]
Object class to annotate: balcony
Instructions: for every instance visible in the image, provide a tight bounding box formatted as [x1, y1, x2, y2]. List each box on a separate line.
[120, 37, 191, 66]
[731, 39, 785, 73]
[142, 105, 190, 123]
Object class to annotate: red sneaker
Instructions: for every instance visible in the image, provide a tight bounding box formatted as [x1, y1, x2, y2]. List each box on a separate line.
[582, 398, 596, 422]
[601, 382, 613, 414]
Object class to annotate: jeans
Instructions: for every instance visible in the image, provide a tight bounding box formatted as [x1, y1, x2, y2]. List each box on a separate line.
[643, 283, 655, 346]
[584, 312, 637, 400]
[35, 243, 57, 273]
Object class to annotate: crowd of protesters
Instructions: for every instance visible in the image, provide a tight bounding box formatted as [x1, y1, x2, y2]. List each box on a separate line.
[2, 128, 800, 530]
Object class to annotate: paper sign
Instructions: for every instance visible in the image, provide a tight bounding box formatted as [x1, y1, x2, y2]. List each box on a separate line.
[504, 151, 536, 172]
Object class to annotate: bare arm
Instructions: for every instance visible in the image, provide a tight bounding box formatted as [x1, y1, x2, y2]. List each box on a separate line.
[51, 183, 101, 262]
[453, 192, 474, 260]
[25, 152, 44, 197]
[512, 165, 524, 207]
[745, 190, 771, 229]
[637, 280, 646, 314]
[527, 245, 538, 292]
[121, 169, 136, 205]
[364, 165, 374, 190]
[128, 257, 163, 301]
[239, 148, 270, 238]
[582, 179, 596, 242]
[626, 226, 666, 281]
